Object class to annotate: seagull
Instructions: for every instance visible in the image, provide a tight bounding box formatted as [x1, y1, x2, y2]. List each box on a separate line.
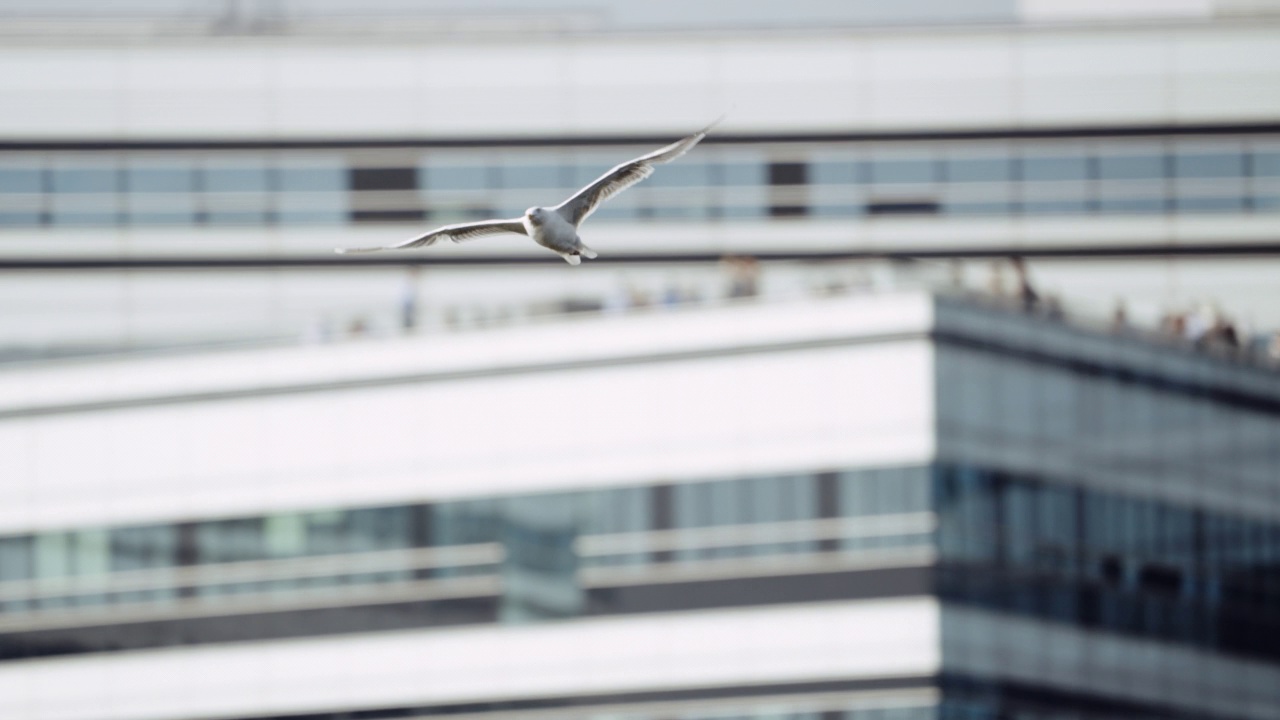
[335, 121, 720, 264]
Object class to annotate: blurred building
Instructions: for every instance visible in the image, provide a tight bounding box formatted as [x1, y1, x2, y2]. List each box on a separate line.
[3, 3, 1280, 720]
[1, 291, 1279, 720]
[3, 1, 1280, 354]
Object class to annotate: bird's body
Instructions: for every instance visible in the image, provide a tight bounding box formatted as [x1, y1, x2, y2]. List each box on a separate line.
[335, 120, 719, 264]
[524, 206, 596, 265]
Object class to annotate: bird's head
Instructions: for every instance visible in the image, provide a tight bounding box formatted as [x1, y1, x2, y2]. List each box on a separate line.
[525, 207, 544, 225]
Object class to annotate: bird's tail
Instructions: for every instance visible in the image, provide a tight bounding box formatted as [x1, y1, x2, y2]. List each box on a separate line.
[579, 245, 598, 259]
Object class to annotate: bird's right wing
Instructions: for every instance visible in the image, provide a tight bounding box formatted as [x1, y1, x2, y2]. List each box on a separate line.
[335, 218, 528, 254]
[555, 118, 721, 228]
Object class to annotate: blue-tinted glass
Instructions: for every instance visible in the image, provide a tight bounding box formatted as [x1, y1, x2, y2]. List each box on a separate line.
[942, 201, 1012, 216]
[127, 166, 196, 225]
[279, 166, 345, 192]
[1176, 195, 1245, 213]
[648, 162, 712, 218]
[196, 518, 266, 564]
[0, 166, 42, 226]
[423, 164, 490, 191]
[52, 167, 116, 193]
[1254, 152, 1280, 176]
[810, 161, 860, 185]
[51, 165, 118, 226]
[204, 164, 270, 225]
[0, 536, 32, 581]
[715, 161, 766, 186]
[110, 526, 177, 570]
[1023, 198, 1088, 215]
[347, 506, 414, 552]
[278, 165, 346, 225]
[1174, 152, 1244, 178]
[205, 166, 269, 193]
[648, 160, 711, 187]
[947, 157, 1011, 182]
[0, 166, 40, 192]
[1022, 156, 1088, 181]
[808, 202, 863, 218]
[1098, 154, 1163, 180]
[1099, 198, 1165, 215]
[501, 164, 565, 190]
[870, 158, 934, 184]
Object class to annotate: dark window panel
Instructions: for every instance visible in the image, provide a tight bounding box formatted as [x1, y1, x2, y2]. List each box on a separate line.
[768, 161, 807, 186]
[768, 162, 807, 217]
[349, 166, 423, 223]
[867, 200, 939, 215]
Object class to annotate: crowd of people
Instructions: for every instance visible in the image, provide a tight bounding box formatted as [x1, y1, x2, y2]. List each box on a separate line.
[327, 255, 1280, 369]
[983, 256, 1280, 367]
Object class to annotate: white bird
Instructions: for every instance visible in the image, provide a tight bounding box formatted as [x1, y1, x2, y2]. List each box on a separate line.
[335, 121, 719, 264]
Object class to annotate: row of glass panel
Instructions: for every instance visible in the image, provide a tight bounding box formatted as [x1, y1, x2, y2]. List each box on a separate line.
[936, 463, 1280, 663]
[0, 467, 932, 616]
[1, 137, 1278, 226]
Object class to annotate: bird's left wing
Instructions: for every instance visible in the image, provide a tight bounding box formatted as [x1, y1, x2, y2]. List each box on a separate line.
[335, 217, 527, 254]
[555, 120, 719, 228]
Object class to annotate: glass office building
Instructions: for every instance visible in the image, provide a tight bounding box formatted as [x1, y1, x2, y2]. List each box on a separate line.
[2, 291, 1277, 720]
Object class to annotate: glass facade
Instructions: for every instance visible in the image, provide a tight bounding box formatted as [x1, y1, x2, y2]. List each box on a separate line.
[936, 464, 1280, 663]
[0, 466, 934, 660]
[2, 134, 1279, 229]
[1, 303, 1277, 720]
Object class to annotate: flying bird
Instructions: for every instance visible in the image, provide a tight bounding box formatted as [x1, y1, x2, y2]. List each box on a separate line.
[335, 121, 719, 264]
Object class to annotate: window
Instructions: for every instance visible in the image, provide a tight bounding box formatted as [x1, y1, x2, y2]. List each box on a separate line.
[349, 166, 422, 223]
[0, 163, 42, 226]
[203, 160, 271, 225]
[1173, 146, 1246, 213]
[942, 153, 1014, 216]
[50, 162, 119, 226]
[1020, 152, 1090, 215]
[126, 162, 196, 225]
[278, 161, 347, 225]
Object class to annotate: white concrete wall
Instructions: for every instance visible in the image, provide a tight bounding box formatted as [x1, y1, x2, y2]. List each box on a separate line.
[1, 22, 1278, 140]
[0, 293, 937, 534]
[0, 598, 942, 720]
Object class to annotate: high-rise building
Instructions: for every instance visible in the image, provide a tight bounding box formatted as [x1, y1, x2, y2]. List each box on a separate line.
[2, 290, 1278, 720]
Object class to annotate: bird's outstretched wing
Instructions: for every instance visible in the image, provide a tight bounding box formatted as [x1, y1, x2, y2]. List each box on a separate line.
[555, 119, 721, 228]
[335, 217, 528, 254]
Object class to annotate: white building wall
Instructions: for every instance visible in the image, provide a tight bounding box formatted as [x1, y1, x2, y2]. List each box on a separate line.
[1, 22, 1278, 140]
[0, 293, 937, 535]
[0, 599, 942, 720]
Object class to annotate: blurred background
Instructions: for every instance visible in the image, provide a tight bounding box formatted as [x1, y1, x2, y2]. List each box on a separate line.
[1, 1, 1280, 719]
